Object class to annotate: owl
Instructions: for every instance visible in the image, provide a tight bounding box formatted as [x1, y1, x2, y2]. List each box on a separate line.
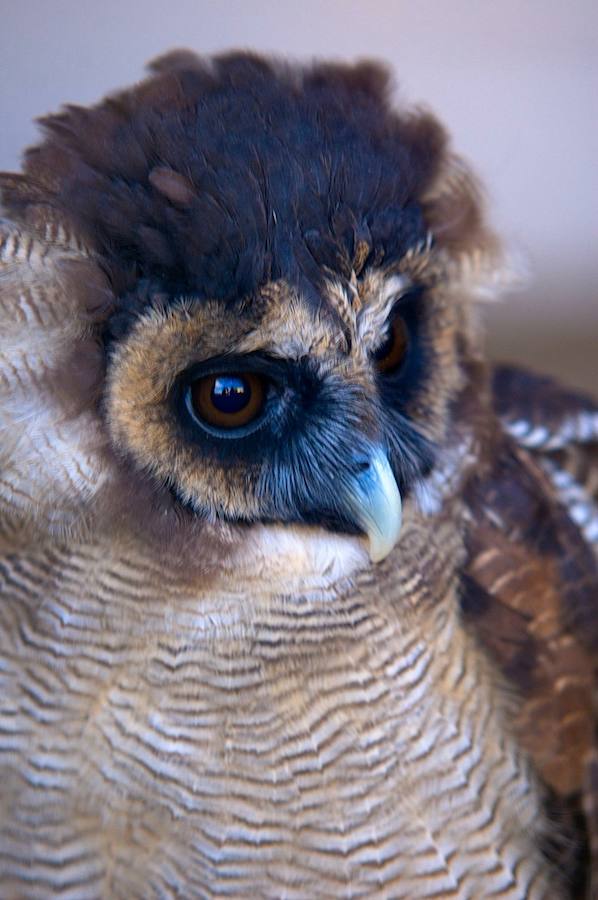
[0, 50, 596, 899]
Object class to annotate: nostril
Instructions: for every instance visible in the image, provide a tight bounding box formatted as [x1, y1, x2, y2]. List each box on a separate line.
[353, 457, 371, 474]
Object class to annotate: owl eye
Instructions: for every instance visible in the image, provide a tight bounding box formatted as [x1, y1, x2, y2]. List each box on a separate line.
[188, 373, 266, 429]
[372, 314, 409, 374]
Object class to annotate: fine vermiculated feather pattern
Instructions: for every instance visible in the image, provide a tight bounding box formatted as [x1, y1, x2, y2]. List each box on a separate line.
[0, 505, 558, 898]
[0, 217, 114, 536]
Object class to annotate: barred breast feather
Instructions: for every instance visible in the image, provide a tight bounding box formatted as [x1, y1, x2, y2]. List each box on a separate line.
[0, 503, 556, 898]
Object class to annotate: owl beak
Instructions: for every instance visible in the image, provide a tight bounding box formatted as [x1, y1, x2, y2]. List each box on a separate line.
[342, 447, 402, 563]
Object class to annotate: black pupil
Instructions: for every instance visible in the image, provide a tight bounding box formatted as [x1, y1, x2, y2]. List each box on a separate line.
[372, 328, 393, 362]
[211, 375, 250, 414]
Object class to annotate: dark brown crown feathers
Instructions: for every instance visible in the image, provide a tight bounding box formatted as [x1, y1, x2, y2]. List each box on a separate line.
[1, 51, 453, 308]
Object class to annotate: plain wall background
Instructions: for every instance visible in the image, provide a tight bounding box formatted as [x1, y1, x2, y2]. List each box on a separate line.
[1, 0, 596, 390]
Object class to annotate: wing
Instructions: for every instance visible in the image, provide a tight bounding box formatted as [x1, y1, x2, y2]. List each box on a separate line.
[0, 192, 114, 541]
[462, 364, 598, 897]
[493, 365, 598, 549]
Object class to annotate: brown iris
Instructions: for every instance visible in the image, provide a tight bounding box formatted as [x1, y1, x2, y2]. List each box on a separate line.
[189, 373, 266, 429]
[372, 315, 409, 374]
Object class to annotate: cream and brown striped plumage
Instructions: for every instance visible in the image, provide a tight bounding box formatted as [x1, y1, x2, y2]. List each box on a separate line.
[0, 493, 558, 897]
[1, 51, 596, 897]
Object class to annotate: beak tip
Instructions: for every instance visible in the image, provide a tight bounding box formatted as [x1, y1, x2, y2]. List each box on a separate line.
[344, 447, 403, 564]
[367, 506, 402, 563]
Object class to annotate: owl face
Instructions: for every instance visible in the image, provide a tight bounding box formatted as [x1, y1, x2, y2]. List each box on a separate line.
[1, 51, 495, 564]
[106, 261, 471, 562]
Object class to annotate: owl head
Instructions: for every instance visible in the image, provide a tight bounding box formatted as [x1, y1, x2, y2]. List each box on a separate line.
[0, 51, 499, 569]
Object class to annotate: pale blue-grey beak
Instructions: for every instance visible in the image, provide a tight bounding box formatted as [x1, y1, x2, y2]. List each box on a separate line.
[342, 446, 402, 563]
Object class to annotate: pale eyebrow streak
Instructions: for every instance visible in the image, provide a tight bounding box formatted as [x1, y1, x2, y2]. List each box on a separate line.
[235, 289, 342, 361]
[357, 273, 411, 348]
[324, 271, 412, 359]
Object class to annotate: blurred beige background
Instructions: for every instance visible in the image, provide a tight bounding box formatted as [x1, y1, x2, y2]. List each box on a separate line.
[1, 0, 596, 392]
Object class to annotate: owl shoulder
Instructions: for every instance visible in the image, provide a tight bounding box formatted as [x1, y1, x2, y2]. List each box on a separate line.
[462, 363, 598, 895]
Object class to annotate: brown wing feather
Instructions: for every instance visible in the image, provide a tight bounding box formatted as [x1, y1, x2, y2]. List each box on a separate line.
[493, 364, 598, 548]
[492, 365, 598, 451]
[463, 365, 598, 897]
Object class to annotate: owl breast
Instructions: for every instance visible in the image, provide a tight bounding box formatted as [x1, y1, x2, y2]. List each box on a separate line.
[0, 506, 556, 899]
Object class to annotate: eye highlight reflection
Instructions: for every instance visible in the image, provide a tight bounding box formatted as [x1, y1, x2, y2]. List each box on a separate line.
[188, 372, 266, 429]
